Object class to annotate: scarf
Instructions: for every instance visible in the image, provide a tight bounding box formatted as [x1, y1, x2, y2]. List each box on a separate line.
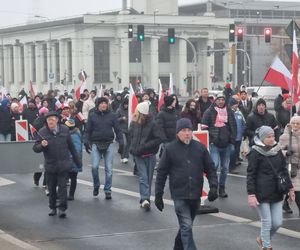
[252, 141, 281, 156]
[214, 106, 228, 127]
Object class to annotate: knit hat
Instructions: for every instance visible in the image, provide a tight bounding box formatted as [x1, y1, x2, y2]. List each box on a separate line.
[39, 107, 49, 115]
[290, 115, 300, 124]
[229, 98, 238, 106]
[256, 98, 266, 107]
[176, 118, 193, 134]
[65, 118, 76, 128]
[136, 101, 149, 115]
[164, 95, 174, 107]
[215, 93, 225, 100]
[96, 97, 109, 106]
[225, 83, 231, 88]
[256, 126, 274, 141]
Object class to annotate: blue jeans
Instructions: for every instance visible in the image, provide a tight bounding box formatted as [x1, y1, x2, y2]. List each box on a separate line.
[256, 201, 283, 248]
[0, 133, 11, 142]
[229, 140, 242, 170]
[209, 144, 232, 187]
[91, 143, 113, 192]
[173, 199, 199, 250]
[134, 155, 156, 203]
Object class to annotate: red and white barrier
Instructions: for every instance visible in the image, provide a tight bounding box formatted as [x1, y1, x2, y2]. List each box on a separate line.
[15, 119, 29, 142]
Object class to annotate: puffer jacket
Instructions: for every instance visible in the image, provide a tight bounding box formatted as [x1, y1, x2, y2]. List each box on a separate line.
[33, 124, 81, 173]
[279, 125, 300, 191]
[69, 128, 83, 173]
[0, 105, 12, 135]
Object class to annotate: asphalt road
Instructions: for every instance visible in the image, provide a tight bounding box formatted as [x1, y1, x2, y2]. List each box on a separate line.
[0, 144, 299, 250]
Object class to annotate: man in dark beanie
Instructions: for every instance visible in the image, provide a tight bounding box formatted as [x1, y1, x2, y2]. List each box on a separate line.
[155, 118, 218, 250]
[84, 96, 124, 199]
[245, 98, 280, 146]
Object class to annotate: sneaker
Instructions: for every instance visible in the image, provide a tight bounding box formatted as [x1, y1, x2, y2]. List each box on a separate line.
[141, 200, 150, 211]
[48, 209, 57, 216]
[44, 186, 50, 196]
[58, 209, 66, 218]
[105, 192, 112, 200]
[34, 180, 39, 186]
[122, 158, 128, 163]
[93, 188, 99, 196]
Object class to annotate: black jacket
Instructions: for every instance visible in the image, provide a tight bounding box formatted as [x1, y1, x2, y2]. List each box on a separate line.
[238, 99, 253, 119]
[0, 106, 12, 135]
[156, 106, 179, 143]
[129, 116, 162, 156]
[85, 109, 123, 144]
[155, 139, 218, 200]
[22, 107, 39, 125]
[32, 124, 81, 173]
[274, 95, 296, 128]
[247, 147, 292, 203]
[116, 105, 128, 133]
[198, 97, 212, 115]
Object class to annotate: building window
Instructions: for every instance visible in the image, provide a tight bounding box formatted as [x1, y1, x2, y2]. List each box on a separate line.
[129, 40, 141, 62]
[55, 43, 60, 83]
[159, 39, 170, 63]
[67, 41, 72, 82]
[42, 44, 47, 82]
[94, 41, 110, 83]
[31, 45, 36, 82]
[187, 41, 198, 63]
[20, 46, 25, 83]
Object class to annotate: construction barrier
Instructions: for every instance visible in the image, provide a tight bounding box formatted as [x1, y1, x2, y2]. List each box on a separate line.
[15, 119, 29, 142]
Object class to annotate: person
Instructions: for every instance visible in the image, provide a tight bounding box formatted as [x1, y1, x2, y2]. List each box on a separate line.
[275, 92, 296, 131]
[10, 102, 21, 141]
[155, 118, 218, 250]
[82, 90, 96, 121]
[84, 97, 124, 199]
[129, 102, 161, 210]
[223, 82, 233, 104]
[198, 88, 212, 115]
[111, 92, 123, 113]
[201, 93, 237, 198]
[0, 99, 12, 142]
[279, 115, 300, 216]
[245, 98, 280, 146]
[65, 119, 82, 201]
[75, 93, 86, 114]
[238, 90, 253, 119]
[180, 99, 201, 131]
[247, 126, 294, 250]
[32, 111, 82, 218]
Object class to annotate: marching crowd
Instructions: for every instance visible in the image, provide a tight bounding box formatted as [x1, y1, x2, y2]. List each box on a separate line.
[0, 83, 300, 250]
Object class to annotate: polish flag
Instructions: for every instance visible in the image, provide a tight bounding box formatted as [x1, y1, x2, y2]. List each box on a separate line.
[263, 57, 291, 91]
[55, 99, 62, 110]
[75, 70, 87, 100]
[168, 73, 174, 95]
[29, 124, 37, 137]
[29, 80, 36, 99]
[97, 84, 103, 98]
[292, 29, 299, 104]
[158, 79, 165, 112]
[19, 95, 28, 112]
[128, 84, 138, 127]
[76, 112, 84, 122]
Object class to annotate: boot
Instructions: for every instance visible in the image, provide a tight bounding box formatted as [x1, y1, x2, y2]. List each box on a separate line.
[219, 186, 228, 198]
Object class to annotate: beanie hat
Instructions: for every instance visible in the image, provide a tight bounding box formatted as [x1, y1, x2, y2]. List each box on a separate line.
[225, 83, 231, 88]
[164, 95, 174, 107]
[215, 93, 225, 100]
[256, 126, 274, 142]
[96, 97, 109, 106]
[229, 98, 238, 106]
[176, 118, 193, 134]
[136, 101, 149, 115]
[256, 98, 266, 107]
[39, 107, 49, 115]
[290, 115, 300, 124]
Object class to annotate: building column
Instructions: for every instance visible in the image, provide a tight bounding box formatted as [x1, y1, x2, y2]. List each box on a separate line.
[149, 37, 159, 90]
[24, 44, 32, 87]
[177, 39, 187, 96]
[59, 39, 67, 83]
[35, 43, 44, 92]
[13, 45, 21, 87]
[120, 38, 129, 90]
[81, 39, 93, 90]
[204, 38, 214, 90]
[2, 46, 10, 90]
[47, 41, 55, 89]
[71, 38, 80, 87]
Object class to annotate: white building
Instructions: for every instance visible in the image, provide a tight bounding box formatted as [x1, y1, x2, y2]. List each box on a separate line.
[0, 0, 232, 96]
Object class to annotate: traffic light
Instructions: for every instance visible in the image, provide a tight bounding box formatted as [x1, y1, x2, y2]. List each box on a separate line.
[237, 27, 244, 42]
[168, 28, 175, 44]
[137, 25, 144, 41]
[128, 25, 133, 38]
[229, 24, 235, 42]
[264, 28, 272, 43]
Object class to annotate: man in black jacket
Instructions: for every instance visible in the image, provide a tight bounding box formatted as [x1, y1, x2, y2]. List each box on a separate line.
[84, 97, 124, 199]
[155, 118, 218, 250]
[33, 111, 82, 218]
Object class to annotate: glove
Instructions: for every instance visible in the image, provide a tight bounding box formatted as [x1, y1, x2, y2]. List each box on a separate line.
[84, 143, 92, 154]
[207, 188, 218, 202]
[155, 195, 164, 212]
[286, 150, 294, 157]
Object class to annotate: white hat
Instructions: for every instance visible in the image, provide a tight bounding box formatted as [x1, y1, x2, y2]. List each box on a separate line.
[10, 102, 19, 110]
[136, 101, 149, 115]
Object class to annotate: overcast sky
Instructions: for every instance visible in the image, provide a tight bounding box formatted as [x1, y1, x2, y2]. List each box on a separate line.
[0, 0, 297, 28]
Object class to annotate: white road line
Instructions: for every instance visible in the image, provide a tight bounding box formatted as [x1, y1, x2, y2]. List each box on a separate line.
[0, 177, 15, 186]
[77, 178, 300, 239]
[0, 230, 40, 250]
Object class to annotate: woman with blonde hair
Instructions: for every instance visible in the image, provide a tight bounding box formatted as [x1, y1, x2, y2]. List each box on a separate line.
[129, 102, 161, 210]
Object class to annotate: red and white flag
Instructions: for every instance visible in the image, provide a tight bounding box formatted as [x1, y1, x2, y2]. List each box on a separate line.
[128, 84, 138, 127]
[75, 70, 87, 100]
[29, 80, 36, 99]
[292, 29, 299, 104]
[168, 73, 174, 95]
[76, 112, 84, 122]
[264, 57, 291, 91]
[158, 79, 165, 112]
[29, 124, 37, 137]
[97, 84, 103, 98]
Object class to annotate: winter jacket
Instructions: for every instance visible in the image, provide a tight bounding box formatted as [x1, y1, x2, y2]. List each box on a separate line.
[180, 110, 201, 131]
[0, 105, 12, 135]
[69, 129, 83, 173]
[198, 97, 212, 115]
[32, 124, 81, 173]
[156, 106, 179, 143]
[33, 115, 46, 131]
[245, 110, 279, 145]
[111, 98, 122, 113]
[201, 104, 237, 147]
[247, 145, 292, 203]
[238, 99, 253, 119]
[279, 125, 300, 191]
[116, 105, 128, 133]
[274, 95, 296, 128]
[234, 109, 246, 141]
[22, 107, 39, 125]
[129, 116, 162, 156]
[85, 109, 123, 144]
[155, 139, 218, 200]
[10, 112, 21, 141]
[82, 97, 96, 120]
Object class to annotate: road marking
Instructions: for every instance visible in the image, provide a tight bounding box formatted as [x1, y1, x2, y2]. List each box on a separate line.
[0, 177, 16, 186]
[77, 178, 300, 239]
[0, 229, 40, 250]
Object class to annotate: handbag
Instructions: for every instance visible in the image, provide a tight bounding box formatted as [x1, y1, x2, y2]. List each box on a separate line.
[95, 141, 111, 154]
[265, 157, 292, 195]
